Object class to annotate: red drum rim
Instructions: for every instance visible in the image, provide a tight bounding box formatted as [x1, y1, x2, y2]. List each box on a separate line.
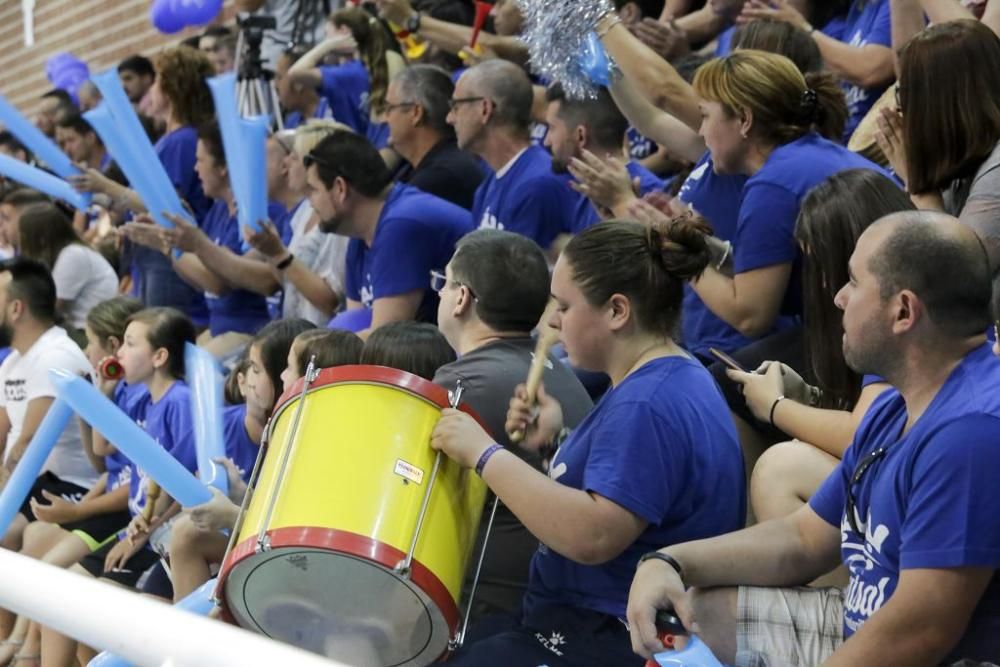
[270, 364, 492, 436]
[217, 526, 460, 638]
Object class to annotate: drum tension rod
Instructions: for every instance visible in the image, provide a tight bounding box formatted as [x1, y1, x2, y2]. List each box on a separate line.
[395, 380, 464, 578]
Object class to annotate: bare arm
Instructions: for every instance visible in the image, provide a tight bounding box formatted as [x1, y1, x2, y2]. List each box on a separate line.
[234, 0, 265, 11]
[1, 398, 60, 485]
[771, 383, 890, 458]
[674, 5, 731, 45]
[369, 290, 424, 330]
[609, 74, 706, 163]
[597, 15, 702, 130]
[276, 257, 341, 318]
[287, 35, 358, 91]
[691, 263, 793, 338]
[891, 0, 927, 75]
[823, 567, 994, 666]
[172, 253, 229, 296]
[814, 35, 896, 88]
[191, 239, 280, 296]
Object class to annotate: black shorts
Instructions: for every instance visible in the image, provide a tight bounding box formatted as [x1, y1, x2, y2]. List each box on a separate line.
[140, 560, 174, 600]
[79, 540, 161, 588]
[62, 510, 132, 552]
[18, 472, 87, 522]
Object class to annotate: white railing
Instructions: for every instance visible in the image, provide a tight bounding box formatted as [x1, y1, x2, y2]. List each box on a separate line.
[0, 548, 351, 667]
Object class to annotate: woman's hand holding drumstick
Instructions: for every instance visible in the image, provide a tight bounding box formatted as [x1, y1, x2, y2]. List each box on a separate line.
[506, 299, 564, 448]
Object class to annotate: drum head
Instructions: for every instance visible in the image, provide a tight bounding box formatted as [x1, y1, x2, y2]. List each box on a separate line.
[224, 546, 451, 667]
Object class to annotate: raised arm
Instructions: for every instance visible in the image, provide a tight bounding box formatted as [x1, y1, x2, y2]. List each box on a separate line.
[286, 34, 358, 91]
[609, 74, 706, 163]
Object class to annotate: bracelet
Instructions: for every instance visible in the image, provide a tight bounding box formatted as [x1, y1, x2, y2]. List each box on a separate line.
[275, 253, 294, 270]
[714, 240, 732, 271]
[807, 384, 823, 407]
[769, 395, 786, 428]
[638, 551, 684, 580]
[475, 443, 504, 477]
[595, 13, 622, 39]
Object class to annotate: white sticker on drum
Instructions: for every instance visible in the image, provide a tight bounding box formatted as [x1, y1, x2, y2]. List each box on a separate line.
[394, 459, 425, 485]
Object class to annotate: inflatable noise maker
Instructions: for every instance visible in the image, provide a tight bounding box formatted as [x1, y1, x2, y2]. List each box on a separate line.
[185, 342, 229, 496]
[0, 94, 89, 209]
[206, 72, 267, 250]
[215, 361, 501, 666]
[645, 611, 724, 667]
[85, 68, 188, 251]
[150, 0, 223, 35]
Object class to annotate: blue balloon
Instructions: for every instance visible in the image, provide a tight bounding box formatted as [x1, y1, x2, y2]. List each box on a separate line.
[0, 94, 81, 181]
[327, 308, 373, 333]
[578, 31, 612, 87]
[50, 370, 212, 508]
[151, 0, 185, 34]
[89, 69, 187, 229]
[173, 0, 223, 25]
[0, 399, 73, 536]
[0, 154, 89, 210]
[184, 343, 228, 496]
[88, 579, 217, 667]
[650, 636, 724, 667]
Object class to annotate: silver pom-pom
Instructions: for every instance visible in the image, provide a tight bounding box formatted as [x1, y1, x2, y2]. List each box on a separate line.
[517, 0, 614, 100]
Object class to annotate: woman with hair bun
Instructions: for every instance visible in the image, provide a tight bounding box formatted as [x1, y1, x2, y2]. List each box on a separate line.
[429, 219, 746, 666]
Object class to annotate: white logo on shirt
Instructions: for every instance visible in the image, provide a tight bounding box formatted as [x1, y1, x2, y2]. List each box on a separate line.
[842, 510, 892, 631]
[478, 208, 503, 231]
[360, 273, 374, 308]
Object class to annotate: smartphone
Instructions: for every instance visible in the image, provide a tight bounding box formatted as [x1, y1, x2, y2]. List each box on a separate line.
[709, 347, 747, 373]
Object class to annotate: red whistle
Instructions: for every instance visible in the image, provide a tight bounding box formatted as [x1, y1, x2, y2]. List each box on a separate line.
[99, 357, 124, 381]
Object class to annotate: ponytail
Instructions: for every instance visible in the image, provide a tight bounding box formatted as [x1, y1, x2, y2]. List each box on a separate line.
[804, 71, 847, 142]
[332, 7, 392, 114]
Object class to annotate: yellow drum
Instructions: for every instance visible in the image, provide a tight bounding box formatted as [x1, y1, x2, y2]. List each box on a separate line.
[218, 365, 488, 666]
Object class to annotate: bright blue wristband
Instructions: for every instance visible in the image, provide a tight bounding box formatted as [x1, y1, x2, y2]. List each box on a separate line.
[475, 443, 504, 477]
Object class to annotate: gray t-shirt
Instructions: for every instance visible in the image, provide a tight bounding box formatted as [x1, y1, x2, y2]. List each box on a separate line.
[258, 0, 336, 69]
[945, 141, 1000, 271]
[434, 338, 594, 618]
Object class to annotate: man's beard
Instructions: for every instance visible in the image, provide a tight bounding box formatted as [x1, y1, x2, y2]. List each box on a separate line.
[550, 156, 570, 174]
[843, 319, 893, 379]
[318, 214, 345, 234]
[0, 317, 13, 348]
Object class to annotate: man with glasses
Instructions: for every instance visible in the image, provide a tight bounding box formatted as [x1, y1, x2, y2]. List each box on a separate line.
[447, 60, 578, 252]
[386, 65, 485, 210]
[626, 211, 1000, 667]
[432, 229, 593, 621]
[303, 130, 472, 336]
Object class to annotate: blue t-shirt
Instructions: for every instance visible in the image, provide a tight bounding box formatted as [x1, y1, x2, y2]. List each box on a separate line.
[810, 344, 1000, 662]
[199, 200, 272, 336]
[283, 97, 332, 130]
[715, 25, 736, 56]
[127, 381, 197, 519]
[318, 59, 371, 137]
[104, 381, 149, 493]
[840, 0, 892, 140]
[366, 121, 391, 151]
[734, 133, 884, 318]
[525, 356, 746, 618]
[566, 161, 665, 234]
[677, 153, 763, 356]
[471, 145, 578, 249]
[626, 127, 657, 161]
[345, 183, 473, 323]
[222, 404, 259, 484]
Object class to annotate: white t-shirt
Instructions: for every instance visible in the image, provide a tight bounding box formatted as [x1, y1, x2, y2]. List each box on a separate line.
[52, 244, 118, 329]
[0, 326, 98, 488]
[282, 199, 349, 326]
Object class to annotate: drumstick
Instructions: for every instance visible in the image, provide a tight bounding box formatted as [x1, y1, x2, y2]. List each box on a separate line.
[142, 480, 160, 524]
[508, 299, 561, 444]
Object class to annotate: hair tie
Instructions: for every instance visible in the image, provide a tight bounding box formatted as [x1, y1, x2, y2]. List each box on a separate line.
[800, 87, 819, 120]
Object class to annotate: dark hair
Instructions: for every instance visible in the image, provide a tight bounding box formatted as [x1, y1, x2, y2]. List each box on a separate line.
[127, 307, 196, 379]
[213, 33, 238, 56]
[899, 20, 1000, 194]
[153, 46, 216, 128]
[614, 0, 666, 18]
[563, 218, 712, 336]
[869, 211, 993, 339]
[17, 204, 84, 271]
[294, 328, 363, 374]
[545, 83, 629, 153]
[225, 352, 249, 406]
[360, 322, 456, 380]
[392, 65, 456, 135]
[41, 88, 75, 107]
[196, 120, 227, 167]
[86, 296, 143, 345]
[732, 18, 823, 74]
[0, 256, 57, 323]
[309, 131, 392, 196]
[202, 24, 233, 39]
[0, 131, 30, 160]
[693, 50, 847, 144]
[117, 55, 155, 78]
[468, 60, 534, 134]
[251, 318, 316, 410]
[0, 188, 49, 209]
[450, 229, 550, 332]
[795, 169, 915, 408]
[55, 112, 99, 140]
[332, 6, 393, 114]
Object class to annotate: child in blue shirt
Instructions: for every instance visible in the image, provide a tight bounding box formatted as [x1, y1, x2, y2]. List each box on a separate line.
[431, 219, 745, 667]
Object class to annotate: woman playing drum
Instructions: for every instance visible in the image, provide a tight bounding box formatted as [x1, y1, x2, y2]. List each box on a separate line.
[431, 217, 747, 667]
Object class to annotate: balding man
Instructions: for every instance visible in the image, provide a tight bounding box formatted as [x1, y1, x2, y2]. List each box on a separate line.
[447, 60, 577, 251]
[627, 212, 1000, 667]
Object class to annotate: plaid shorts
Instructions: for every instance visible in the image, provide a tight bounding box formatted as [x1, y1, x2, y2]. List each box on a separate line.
[735, 586, 999, 667]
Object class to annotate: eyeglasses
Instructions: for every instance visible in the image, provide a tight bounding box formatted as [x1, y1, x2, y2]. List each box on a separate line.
[448, 96, 486, 112]
[845, 445, 890, 535]
[430, 269, 478, 301]
[384, 101, 417, 114]
[894, 83, 903, 111]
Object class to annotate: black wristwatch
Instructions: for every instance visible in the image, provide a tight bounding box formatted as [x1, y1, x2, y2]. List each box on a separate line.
[638, 551, 684, 580]
[405, 12, 422, 34]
